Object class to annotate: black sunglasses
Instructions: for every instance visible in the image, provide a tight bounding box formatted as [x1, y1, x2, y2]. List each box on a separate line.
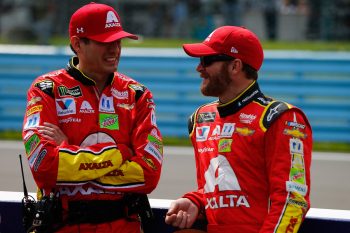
[200, 54, 234, 67]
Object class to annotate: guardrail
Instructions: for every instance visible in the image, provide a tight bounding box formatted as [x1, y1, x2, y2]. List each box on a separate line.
[1, 191, 350, 233]
[0, 46, 350, 142]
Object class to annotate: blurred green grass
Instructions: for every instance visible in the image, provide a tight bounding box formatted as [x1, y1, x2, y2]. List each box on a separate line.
[1, 131, 349, 153]
[1, 37, 349, 152]
[47, 37, 350, 51]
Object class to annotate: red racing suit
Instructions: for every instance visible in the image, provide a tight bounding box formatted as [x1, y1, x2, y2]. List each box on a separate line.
[22, 57, 163, 229]
[184, 81, 312, 233]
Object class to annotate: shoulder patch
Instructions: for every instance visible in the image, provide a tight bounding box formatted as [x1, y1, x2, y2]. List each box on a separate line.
[34, 80, 54, 98]
[260, 101, 291, 131]
[128, 84, 146, 101]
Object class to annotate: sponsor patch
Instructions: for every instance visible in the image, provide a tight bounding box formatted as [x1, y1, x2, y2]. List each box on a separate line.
[80, 100, 94, 113]
[56, 98, 76, 116]
[196, 126, 210, 141]
[221, 123, 235, 137]
[26, 105, 43, 116]
[99, 113, 119, 130]
[111, 88, 128, 100]
[218, 139, 232, 152]
[29, 144, 44, 168]
[27, 96, 42, 107]
[59, 117, 82, 124]
[144, 142, 162, 164]
[33, 149, 47, 171]
[285, 121, 305, 129]
[235, 127, 255, 136]
[58, 85, 82, 97]
[117, 103, 134, 110]
[79, 160, 114, 170]
[284, 128, 306, 139]
[24, 113, 40, 129]
[198, 147, 214, 153]
[35, 80, 54, 96]
[99, 94, 115, 113]
[239, 113, 257, 124]
[24, 134, 41, 156]
[151, 110, 157, 126]
[290, 138, 304, 154]
[148, 134, 163, 154]
[197, 112, 216, 123]
[286, 181, 308, 196]
[142, 156, 157, 170]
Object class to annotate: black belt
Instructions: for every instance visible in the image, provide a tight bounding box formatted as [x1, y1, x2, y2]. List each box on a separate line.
[66, 200, 126, 224]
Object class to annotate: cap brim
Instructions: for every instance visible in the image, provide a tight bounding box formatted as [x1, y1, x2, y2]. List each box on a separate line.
[183, 43, 218, 57]
[88, 30, 138, 42]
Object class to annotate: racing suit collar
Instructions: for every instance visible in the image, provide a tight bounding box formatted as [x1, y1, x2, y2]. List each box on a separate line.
[217, 81, 264, 117]
[66, 56, 114, 86]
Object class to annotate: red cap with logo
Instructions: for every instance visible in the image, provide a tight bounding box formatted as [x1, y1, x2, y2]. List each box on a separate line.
[183, 26, 263, 70]
[69, 2, 138, 42]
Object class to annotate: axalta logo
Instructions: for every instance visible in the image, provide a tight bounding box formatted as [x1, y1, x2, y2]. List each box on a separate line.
[79, 160, 114, 170]
[205, 195, 250, 209]
[105, 11, 120, 28]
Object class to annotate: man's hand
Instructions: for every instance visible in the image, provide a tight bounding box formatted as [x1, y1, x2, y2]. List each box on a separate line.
[165, 198, 199, 229]
[38, 122, 68, 145]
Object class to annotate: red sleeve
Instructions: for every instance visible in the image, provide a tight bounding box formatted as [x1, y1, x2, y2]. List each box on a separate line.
[260, 109, 312, 233]
[23, 87, 131, 190]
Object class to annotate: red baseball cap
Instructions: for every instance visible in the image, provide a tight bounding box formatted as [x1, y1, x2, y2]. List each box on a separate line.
[183, 26, 264, 70]
[69, 2, 138, 42]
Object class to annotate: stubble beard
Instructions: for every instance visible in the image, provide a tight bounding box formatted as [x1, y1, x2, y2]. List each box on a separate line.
[200, 63, 232, 97]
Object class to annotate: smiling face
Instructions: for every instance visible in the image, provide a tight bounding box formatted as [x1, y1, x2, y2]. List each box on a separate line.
[71, 37, 122, 83]
[196, 60, 232, 98]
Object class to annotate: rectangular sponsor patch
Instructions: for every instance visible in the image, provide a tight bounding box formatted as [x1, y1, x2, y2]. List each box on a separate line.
[144, 142, 162, 164]
[286, 181, 308, 196]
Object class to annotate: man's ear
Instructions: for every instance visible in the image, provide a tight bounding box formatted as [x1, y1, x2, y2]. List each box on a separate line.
[231, 59, 243, 74]
[70, 36, 81, 53]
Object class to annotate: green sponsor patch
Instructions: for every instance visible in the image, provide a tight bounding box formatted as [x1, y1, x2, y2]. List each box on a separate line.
[99, 113, 119, 130]
[24, 134, 40, 156]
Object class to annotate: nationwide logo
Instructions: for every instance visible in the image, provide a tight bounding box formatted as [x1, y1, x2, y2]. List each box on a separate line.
[58, 86, 82, 97]
[105, 11, 120, 28]
[56, 98, 76, 116]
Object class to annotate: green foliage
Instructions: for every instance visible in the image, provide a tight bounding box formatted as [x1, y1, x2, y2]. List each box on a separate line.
[47, 36, 350, 51]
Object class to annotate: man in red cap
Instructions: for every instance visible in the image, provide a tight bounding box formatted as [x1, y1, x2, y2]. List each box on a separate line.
[165, 26, 312, 233]
[22, 2, 162, 233]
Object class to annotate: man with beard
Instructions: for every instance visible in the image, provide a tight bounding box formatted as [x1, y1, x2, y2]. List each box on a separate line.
[165, 26, 312, 233]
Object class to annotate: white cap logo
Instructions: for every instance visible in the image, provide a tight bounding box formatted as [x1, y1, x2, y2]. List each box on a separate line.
[105, 11, 120, 28]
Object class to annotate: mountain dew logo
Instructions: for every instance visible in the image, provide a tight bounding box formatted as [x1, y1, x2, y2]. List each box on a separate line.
[99, 113, 119, 130]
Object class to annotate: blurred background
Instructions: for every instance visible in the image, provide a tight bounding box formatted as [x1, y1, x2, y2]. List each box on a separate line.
[0, 0, 349, 45]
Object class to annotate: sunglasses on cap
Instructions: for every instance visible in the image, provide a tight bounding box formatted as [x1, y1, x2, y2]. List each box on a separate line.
[200, 54, 235, 67]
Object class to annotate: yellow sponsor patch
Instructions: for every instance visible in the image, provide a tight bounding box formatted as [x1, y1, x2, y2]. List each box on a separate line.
[26, 105, 43, 116]
[235, 127, 255, 136]
[283, 128, 306, 139]
[57, 147, 123, 182]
